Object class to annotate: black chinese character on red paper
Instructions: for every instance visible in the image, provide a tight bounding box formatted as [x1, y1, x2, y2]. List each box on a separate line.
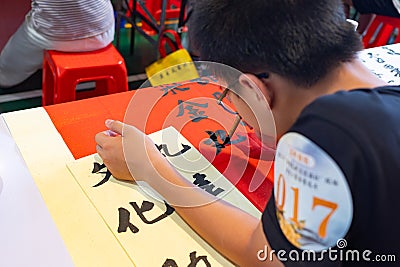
[177, 100, 208, 122]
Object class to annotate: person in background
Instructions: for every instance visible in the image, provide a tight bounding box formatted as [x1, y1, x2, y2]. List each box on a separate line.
[343, 0, 400, 34]
[344, 0, 400, 18]
[0, 0, 115, 88]
[96, 0, 400, 266]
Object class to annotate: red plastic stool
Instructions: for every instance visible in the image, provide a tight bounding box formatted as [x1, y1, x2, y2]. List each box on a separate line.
[42, 44, 128, 105]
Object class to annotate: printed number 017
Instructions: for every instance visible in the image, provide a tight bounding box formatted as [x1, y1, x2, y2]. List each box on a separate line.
[276, 174, 338, 239]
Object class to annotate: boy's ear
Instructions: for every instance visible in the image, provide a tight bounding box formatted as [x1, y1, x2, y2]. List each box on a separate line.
[239, 73, 274, 107]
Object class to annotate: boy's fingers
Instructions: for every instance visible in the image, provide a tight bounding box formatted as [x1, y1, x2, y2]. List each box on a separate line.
[105, 119, 123, 135]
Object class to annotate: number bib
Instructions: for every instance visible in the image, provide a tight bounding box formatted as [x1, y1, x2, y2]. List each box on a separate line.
[274, 133, 353, 251]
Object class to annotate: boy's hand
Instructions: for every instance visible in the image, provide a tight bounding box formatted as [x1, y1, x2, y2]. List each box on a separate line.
[95, 120, 133, 181]
[95, 120, 170, 184]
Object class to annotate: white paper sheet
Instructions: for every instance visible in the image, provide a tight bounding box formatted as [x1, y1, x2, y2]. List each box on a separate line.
[67, 126, 261, 266]
[359, 43, 400, 85]
[0, 115, 73, 267]
[2, 108, 134, 266]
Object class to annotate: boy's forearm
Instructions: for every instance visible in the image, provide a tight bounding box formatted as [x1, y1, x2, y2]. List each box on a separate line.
[145, 162, 282, 266]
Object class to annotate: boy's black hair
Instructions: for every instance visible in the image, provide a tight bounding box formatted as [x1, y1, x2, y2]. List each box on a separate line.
[188, 0, 363, 87]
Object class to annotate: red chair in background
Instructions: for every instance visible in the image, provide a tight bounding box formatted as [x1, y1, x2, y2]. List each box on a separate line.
[115, 0, 189, 55]
[137, 0, 182, 34]
[42, 44, 128, 105]
[362, 15, 400, 48]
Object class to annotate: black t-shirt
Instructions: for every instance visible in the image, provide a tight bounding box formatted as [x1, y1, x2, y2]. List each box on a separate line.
[262, 86, 400, 266]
